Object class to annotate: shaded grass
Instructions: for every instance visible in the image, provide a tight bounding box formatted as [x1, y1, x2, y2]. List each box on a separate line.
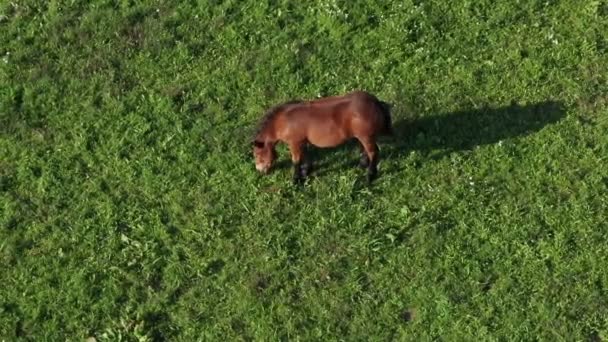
[1, 0, 608, 340]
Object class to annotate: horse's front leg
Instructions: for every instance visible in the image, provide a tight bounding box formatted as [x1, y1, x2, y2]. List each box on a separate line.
[301, 142, 313, 177]
[288, 141, 306, 184]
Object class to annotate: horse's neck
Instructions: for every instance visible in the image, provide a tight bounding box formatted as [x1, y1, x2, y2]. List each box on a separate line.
[256, 124, 276, 143]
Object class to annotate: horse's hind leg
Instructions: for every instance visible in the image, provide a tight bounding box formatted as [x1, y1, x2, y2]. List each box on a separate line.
[358, 142, 369, 168]
[358, 137, 379, 183]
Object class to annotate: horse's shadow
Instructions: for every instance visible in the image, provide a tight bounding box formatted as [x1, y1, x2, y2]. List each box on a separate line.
[305, 100, 567, 176]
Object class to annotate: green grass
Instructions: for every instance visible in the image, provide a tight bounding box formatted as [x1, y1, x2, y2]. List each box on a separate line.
[1, 0, 608, 340]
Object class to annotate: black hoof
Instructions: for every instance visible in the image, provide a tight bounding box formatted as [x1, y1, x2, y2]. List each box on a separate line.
[293, 175, 305, 185]
[301, 163, 313, 177]
[366, 170, 377, 184]
[359, 156, 369, 169]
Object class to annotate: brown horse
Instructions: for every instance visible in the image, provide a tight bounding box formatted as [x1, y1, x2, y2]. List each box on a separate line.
[252, 90, 393, 184]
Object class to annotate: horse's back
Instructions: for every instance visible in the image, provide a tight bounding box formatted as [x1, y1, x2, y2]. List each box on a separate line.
[307, 91, 389, 135]
[274, 91, 391, 146]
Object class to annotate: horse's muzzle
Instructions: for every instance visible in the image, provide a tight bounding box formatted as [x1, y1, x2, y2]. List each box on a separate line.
[256, 164, 270, 174]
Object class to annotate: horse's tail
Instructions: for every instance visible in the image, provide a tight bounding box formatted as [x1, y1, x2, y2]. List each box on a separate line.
[377, 100, 394, 136]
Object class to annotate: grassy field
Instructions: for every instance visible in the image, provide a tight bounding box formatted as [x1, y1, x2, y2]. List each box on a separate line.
[1, 0, 608, 340]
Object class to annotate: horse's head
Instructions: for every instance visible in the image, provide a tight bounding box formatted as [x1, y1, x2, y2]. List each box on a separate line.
[252, 140, 277, 174]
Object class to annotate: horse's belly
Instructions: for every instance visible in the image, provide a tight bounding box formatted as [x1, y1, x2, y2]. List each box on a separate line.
[307, 125, 347, 148]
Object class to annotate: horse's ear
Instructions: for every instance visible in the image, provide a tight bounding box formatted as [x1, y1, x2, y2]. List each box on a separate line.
[252, 140, 264, 148]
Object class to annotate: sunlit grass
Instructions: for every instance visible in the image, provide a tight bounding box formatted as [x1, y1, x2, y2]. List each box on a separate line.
[1, 0, 607, 340]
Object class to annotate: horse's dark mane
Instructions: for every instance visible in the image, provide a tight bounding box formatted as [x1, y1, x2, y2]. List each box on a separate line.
[254, 99, 303, 138]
